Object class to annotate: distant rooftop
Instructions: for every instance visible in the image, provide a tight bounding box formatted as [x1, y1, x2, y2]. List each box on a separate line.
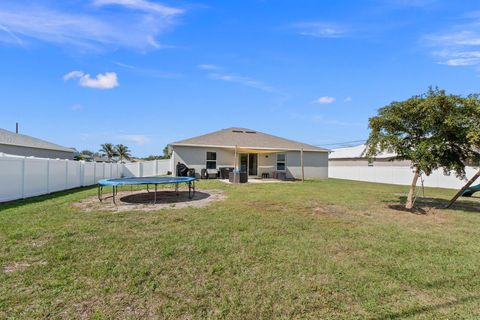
[170, 127, 329, 152]
[330, 144, 396, 159]
[0, 128, 74, 153]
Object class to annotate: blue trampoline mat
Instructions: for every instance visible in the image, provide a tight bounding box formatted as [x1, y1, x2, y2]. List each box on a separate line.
[98, 176, 196, 186]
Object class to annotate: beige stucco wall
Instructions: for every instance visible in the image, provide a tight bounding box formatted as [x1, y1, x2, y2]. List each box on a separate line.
[0, 144, 74, 160]
[285, 151, 328, 179]
[172, 145, 329, 179]
[172, 146, 236, 177]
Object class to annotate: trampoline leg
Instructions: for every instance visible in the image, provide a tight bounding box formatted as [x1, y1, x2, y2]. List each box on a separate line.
[98, 185, 103, 202]
[175, 183, 179, 197]
[147, 184, 150, 193]
[112, 186, 116, 205]
[154, 184, 157, 204]
[189, 181, 195, 199]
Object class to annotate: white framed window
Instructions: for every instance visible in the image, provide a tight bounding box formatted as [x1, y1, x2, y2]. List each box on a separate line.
[276, 153, 286, 171]
[206, 151, 217, 169]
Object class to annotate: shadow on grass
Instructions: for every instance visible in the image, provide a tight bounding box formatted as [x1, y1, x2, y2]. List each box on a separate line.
[119, 191, 211, 204]
[370, 295, 480, 320]
[387, 196, 480, 214]
[0, 186, 97, 212]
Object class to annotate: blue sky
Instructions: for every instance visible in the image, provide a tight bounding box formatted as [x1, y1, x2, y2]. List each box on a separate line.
[1, 0, 480, 156]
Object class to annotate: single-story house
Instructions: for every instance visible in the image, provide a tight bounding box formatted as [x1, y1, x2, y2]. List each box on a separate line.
[329, 144, 410, 167]
[169, 127, 329, 179]
[0, 128, 75, 160]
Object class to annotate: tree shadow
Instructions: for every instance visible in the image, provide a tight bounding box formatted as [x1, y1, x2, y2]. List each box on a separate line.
[0, 186, 97, 212]
[387, 196, 480, 214]
[370, 295, 480, 320]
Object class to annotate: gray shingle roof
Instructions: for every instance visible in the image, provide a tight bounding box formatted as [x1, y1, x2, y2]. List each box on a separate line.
[170, 127, 329, 152]
[0, 128, 74, 153]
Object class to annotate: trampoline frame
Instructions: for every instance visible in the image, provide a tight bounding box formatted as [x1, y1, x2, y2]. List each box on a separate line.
[97, 176, 196, 204]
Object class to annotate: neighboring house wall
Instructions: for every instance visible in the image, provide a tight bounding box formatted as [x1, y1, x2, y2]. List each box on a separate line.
[329, 158, 411, 167]
[172, 146, 328, 179]
[0, 144, 74, 160]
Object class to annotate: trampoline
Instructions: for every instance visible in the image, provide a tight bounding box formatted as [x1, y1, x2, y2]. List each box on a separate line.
[97, 176, 196, 204]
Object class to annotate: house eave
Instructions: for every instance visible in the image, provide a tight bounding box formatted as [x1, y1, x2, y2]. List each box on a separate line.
[169, 143, 329, 153]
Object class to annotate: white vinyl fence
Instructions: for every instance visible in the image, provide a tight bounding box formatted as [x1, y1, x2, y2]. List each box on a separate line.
[0, 154, 122, 203]
[0, 156, 173, 203]
[122, 159, 171, 177]
[329, 165, 479, 190]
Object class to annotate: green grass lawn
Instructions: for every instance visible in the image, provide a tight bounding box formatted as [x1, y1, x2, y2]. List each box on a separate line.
[1, 179, 480, 319]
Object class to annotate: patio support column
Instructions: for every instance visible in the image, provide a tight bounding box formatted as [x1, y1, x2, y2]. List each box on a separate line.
[301, 148, 304, 182]
[233, 145, 238, 182]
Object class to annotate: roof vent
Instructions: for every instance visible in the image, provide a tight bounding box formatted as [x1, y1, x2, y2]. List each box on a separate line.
[232, 130, 244, 133]
[245, 131, 256, 134]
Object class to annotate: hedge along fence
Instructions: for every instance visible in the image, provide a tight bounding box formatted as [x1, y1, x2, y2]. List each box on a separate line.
[0, 154, 122, 203]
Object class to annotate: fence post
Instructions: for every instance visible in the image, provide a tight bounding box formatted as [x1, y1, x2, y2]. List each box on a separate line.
[80, 161, 84, 187]
[21, 157, 26, 199]
[46, 159, 50, 193]
[65, 159, 69, 189]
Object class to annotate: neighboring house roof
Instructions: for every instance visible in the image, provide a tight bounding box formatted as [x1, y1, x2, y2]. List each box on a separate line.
[0, 128, 74, 153]
[330, 144, 397, 159]
[170, 127, 329, 152]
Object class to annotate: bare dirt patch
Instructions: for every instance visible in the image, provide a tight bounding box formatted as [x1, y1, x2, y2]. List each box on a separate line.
[3, 260, 47, 273]
[73, 189, 226, 212]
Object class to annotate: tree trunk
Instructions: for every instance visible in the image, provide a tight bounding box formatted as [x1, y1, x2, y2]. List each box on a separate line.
[405, 169, 421, 209]
[445, 170, 480, 209]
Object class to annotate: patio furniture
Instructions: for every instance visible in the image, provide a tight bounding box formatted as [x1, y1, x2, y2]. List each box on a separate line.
[273, 171, 286, 180]
[206, 169, 219, 179]
[176, 162, 190, 177]
[229, 172, 248, 183]
[261, 172, 270, 179]
[219, 167, 234, 179]
[187, 168, 196, 177]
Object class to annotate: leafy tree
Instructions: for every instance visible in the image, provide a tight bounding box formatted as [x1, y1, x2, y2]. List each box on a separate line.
[141, 146, 171, 161]
[366, 88, 480, 209]
[80, 150, 94, 157]
[162, 145, 171, 159]
[99, 143, 118, 162]
[115, 144, 132, 163]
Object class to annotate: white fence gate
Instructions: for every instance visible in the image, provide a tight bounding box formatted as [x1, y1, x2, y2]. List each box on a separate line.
[328, 165, 479, 190]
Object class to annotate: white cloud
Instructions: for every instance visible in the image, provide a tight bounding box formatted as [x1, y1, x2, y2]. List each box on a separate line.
[197, 64, 220, 70]
[293, 22, 346, 38]
[64, 71, 119, 89]
[425, 15, 480, 68]
[315, 96, 336, 104]
[93, 0, 184, 15]
[208, 73, 273, 92]
[113, 61, 181, 78]
[0, 1, 184, 51]
[120, 134, 150, 145]
[344, 97, 352, 102]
